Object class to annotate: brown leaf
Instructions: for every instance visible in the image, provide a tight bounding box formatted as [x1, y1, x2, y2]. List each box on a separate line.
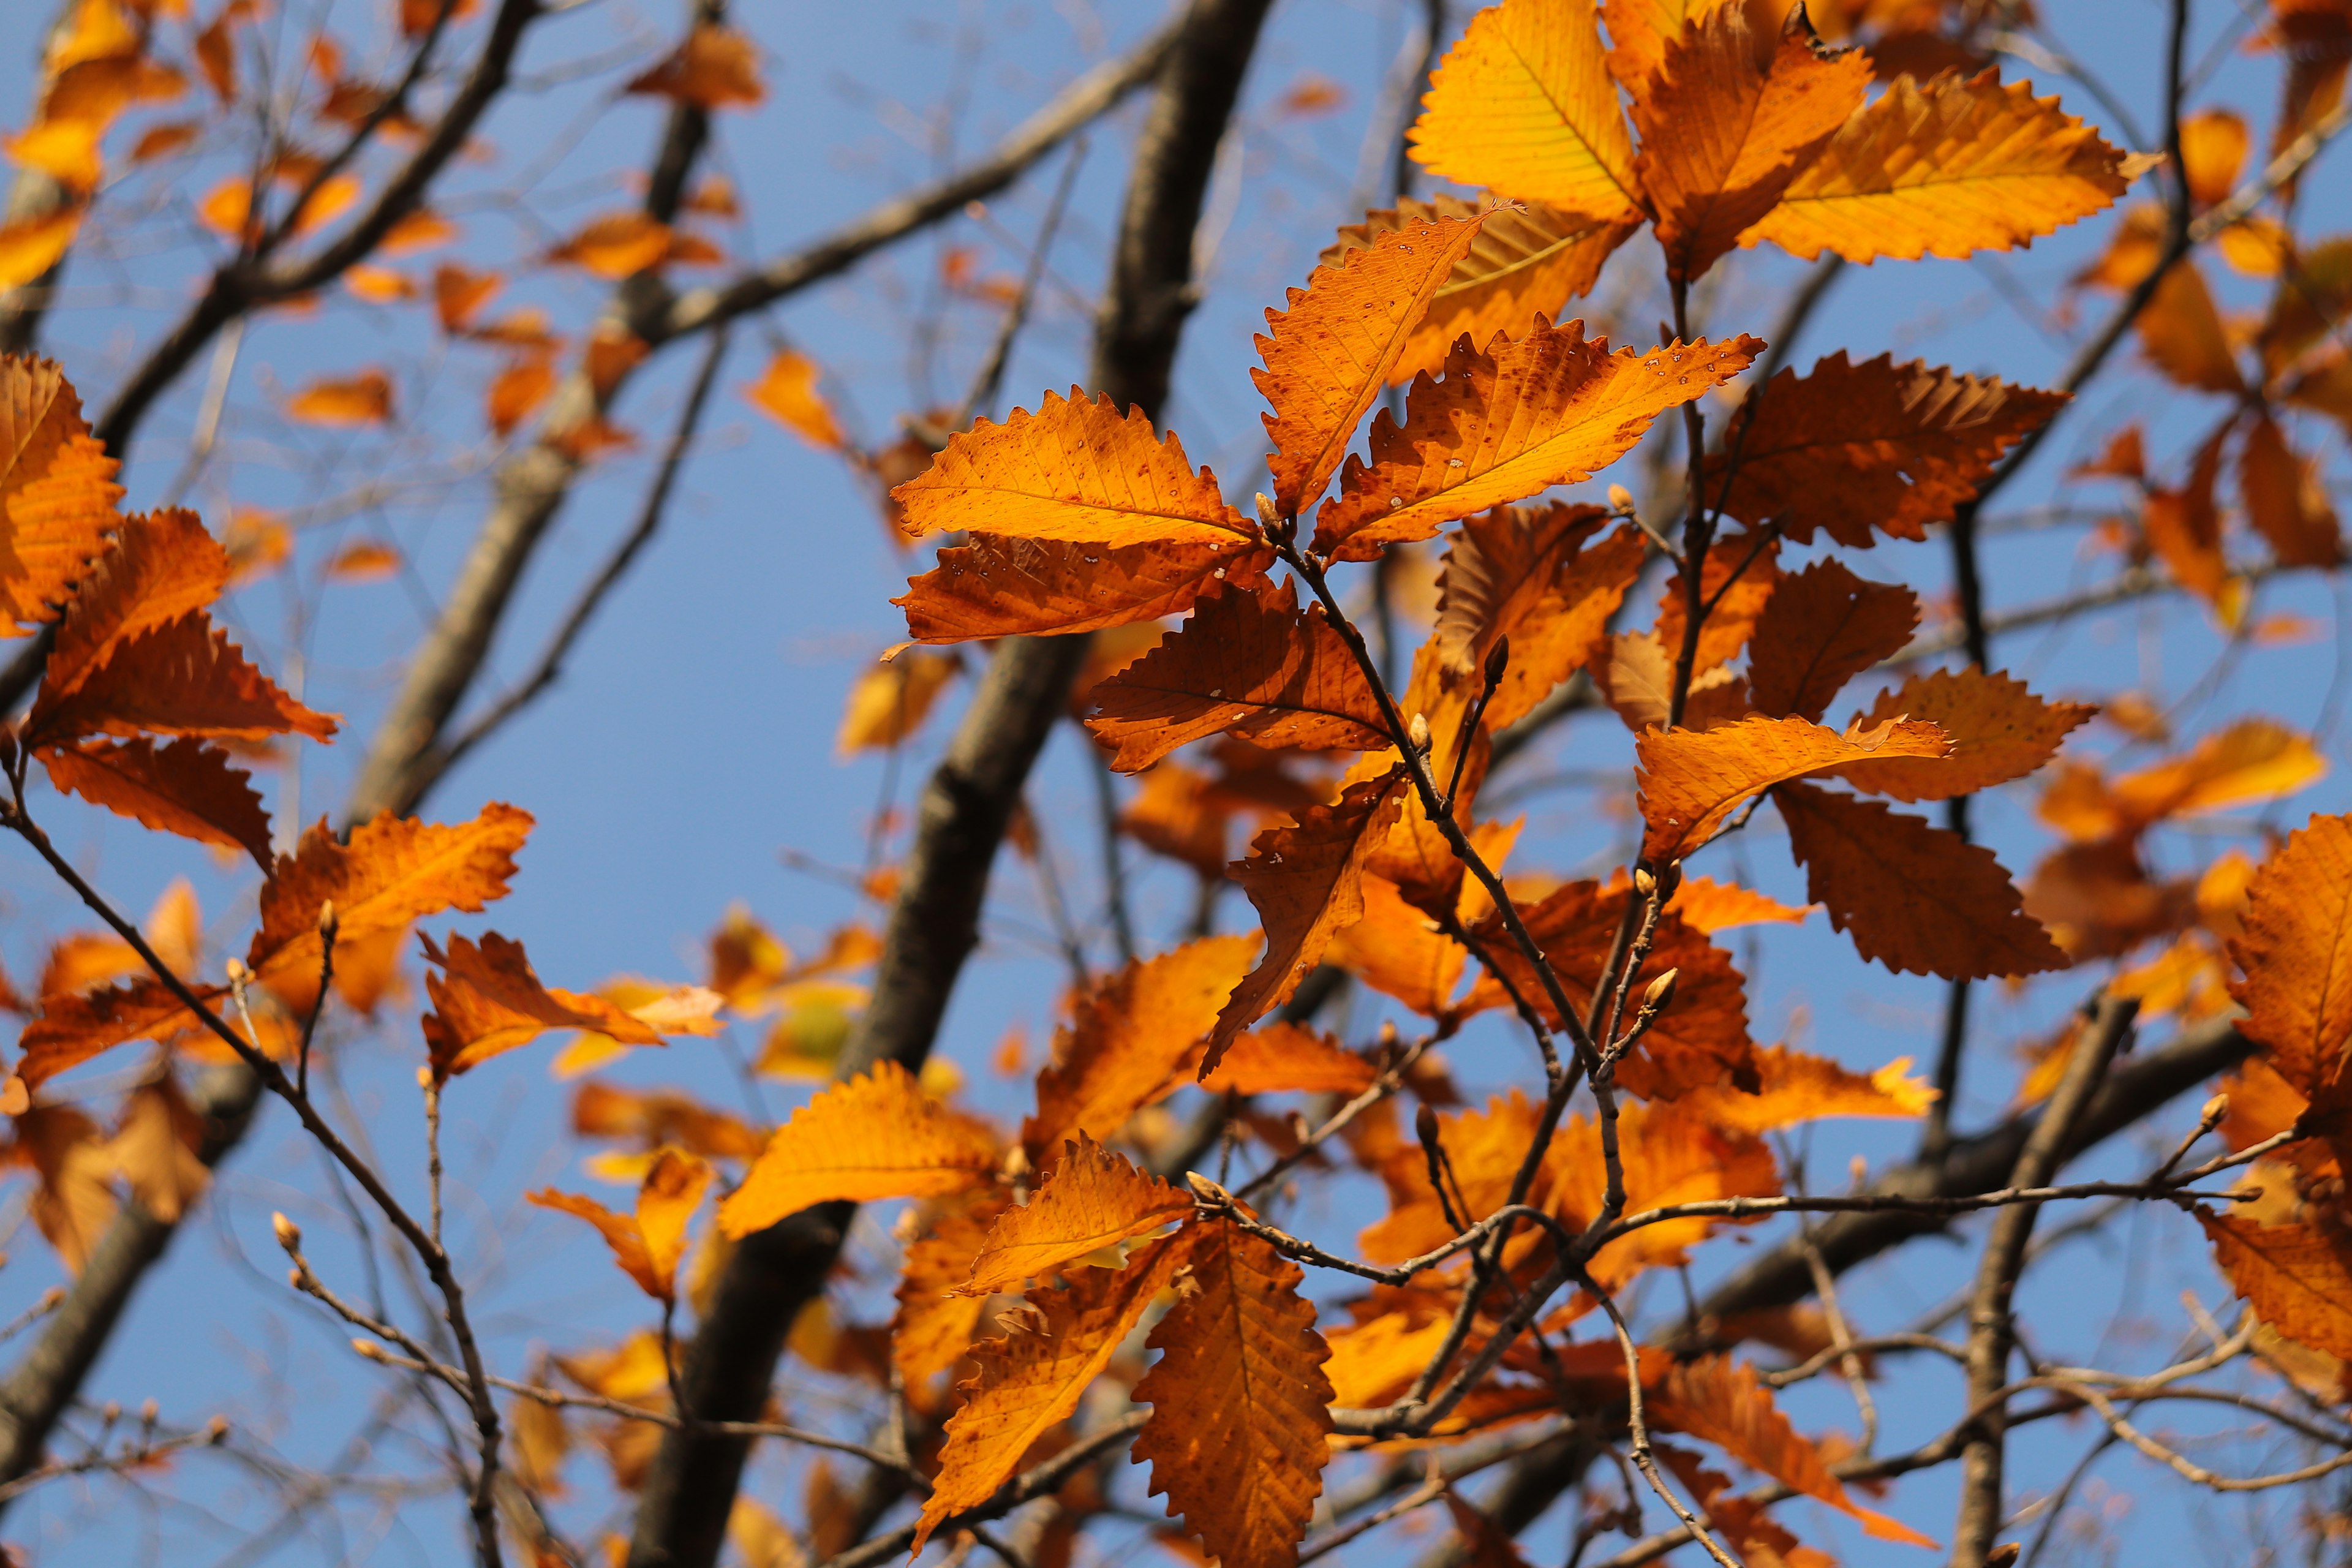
[40, 508, 228, 700]
[1085, 578, 1390, 772]
[1743, 559, 1918, 722]
[1832, 668, 2095, 802]
[15, 978, 216, 1095]
[2228, 813, 2352, 1095]
[900, 534, 1272, 644]
[28, 612, 336, 747]
[2241, 413, 2343, 568]
[625, 23, 764, 109]
[1706, 352, 2066, 546]
[547, 212, 673, 279]
[962, 1133, 1189, 1295]
[39, 736, 271, 865]
[1205, 769, 1410, 1076]
[1776, 780, 2066, 979]
[2141, 424, 2232, 611]
[2139, 258, 2245, 394]
[421, 930, 668, 1082]
[2203, 1212, 2352, 1360]
[1637, 712, 1948, 864]
[1425, 505, 1641, 730]
[105, 1074, 209, 1223]
[3, 1103, 116, 1272]
[1649, 531, 1779, 675]
[0, 355, 124, 635]
[1134, 1218, 1335, 1568]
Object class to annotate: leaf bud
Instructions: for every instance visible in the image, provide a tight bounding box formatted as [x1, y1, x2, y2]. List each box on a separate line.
[1482, 636, 1510, 690]
[352, 1338, 387, 1362]
[1186, 1171, 1234, 1208]
[100, 1401, 119, 1425]
[1632, 867, 1657, 898]
[2200, 1093, 2230, 1126]
[1414, 1102, 1442, 1149]
[271, 1212, 301, 1253]
[140, 1398, 157, 1425]
[1253, 493, 1294, 545]
[224, 957, 247, 982]
[1407, 712, 1432, 754]
[317, 899, 337, 938]
[205, 1415, 230, 1444]
[1607, 484, 1636, 515]
[1641, 967, 1680, 1014]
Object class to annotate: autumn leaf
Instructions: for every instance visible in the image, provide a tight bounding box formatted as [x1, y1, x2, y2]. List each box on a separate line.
[1196, 1022, 1377, 1095]
[2202, 1212, 2352, 1360]
[1322, 197, 1640, 385]
[1548, 1099, 1780, 1284]
[898, 535, 1272, 644]
[1256, 209, 1488, 516]
[914, 1235, 1186, 1553]
[39, 508, 226, 699]
[325, 540, 399, 582]
[421, 930, 671, 1082]
[2061, 718, 2331, 839]
[1743, 559, 1918, 722]
[1324, 871, 1471, 1019]
[1206, 769, 1410, 1077]
[2241, 413, 2343, 567]
[1654, 1444, 1845, 1568]
[1744, 69, 2136, 263]
[548, 212, 673, 279]
[1311, 324, 1759, 560]
[744, 349, 844, 451]
[1637, 712, 1949, 865]
[892, 1193, 1011, 1391]
[432, 262, 500, 334]
[285, 369, 394, 426]
[1085, 578, 1389, 772]
[1425, 505, 1643, 729]
[894, 389, 1253, 546]
[2228, 813, 2352, 1093]
[1776, 780, 2067, 979]
[0, 208, 85, 295]
[106, 1074, 209, 1224]
[2, 1104, 116, 1272]
[0, 355, 124, 635]
[1025, 935, 1261, 1158]
[39, 736, 271, 865]
[836, 649, 959, 754]
[1648, 1355, 1937, 1546]
[1664, 875, 1812, 934]
[960, 1133, 1189, 1295]
[1674, 1044, 1935, 1133]
[2138, 259, 2245, 394]
[26, 612, 337, 748]
[1831, 668, 2095, 802]
[487, 356, 557, 437]
[625, 23, 764, 109]
[1705, 353, 2067, 546]
[1134, 1217, 1335, 1568]
[531, 1147, 710, 1300]
[1648, 534, 1781, 678]
[1121, 762, 1236, 878]
[2142, 425, 2232, 613]
[247, 804, 535, 995]
[719, 1061, 999, 1238]
[1628, 5, 1869, 284]
[13, 976, 216, 1095]
[1405, 0, 1640, 222]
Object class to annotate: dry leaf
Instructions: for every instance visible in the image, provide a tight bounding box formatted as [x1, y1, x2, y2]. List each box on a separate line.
[719, 1061, 999, 1237]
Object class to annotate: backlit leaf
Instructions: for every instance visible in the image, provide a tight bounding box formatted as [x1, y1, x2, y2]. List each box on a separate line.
[39, 736, 270, 865]
[15, 976, 214, 1094]
[1665, 875, 1812, 934]
[720, 1061, 999, 1237]
[27, 612, 336, 747]
[40, 508, 228, 699]
[836, 649, 959, 754]
[548, 211, 673, 279]
[1674, 1044, 1934, 1133]
[1425, 504, 1643, 729]
[2241, 413, 2343, 568]
[2138, 258, 2245, 394]
[1743, 559, 1918, 722]
[892, 1192, 1010, 1390]
[625, 23, 764, 109]
[960, 1133, 1189, 1295]
[745, 349, 844, 451]
[422, 930, 667, 1082]
[1637, 712, 1948, 864]
[2202, 1213, 2352, 1360]
[285, 369, 393, 426]
[2228, 813, 2352, 1094]
[899, 534, 1272, 644]
[1196, 1022, 1376, 1095]
[1831, 668, 2095, 802]
[0, 355, 123, 635]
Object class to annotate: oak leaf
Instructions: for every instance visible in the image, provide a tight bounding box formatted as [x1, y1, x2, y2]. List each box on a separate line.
[1205, 768, 1410, 1077]
[1322, 1305, 1456, 1408]
[1627, 6, 1869, 284]
[1322, 197, 1640, 385]
[1776, 780, 2066, 979]
[2227, 813, 2352, 1093]
[1312, 324, 1759, 560]
[1831, 668, 2095, 802]
[2059, 717, 2329, 840]
[900, 533, 1272, 645]
[573, 1080, 765, 1163]
[1654, 1444, 1839, 1568]
[247, 804, 534, 995]
[720, 1061, 1000, 1237]
[1743, 559, 1918, 722]
[1744, 69, 2135, 263]
[1196, 1022, 1377, 1096]
[1134, 1217, 1335, 1568]
[2201, 1212, 2352, 1360]
[1648, 1355, 1936, 1546]
[1084, 578, 1389, 772]
[1706, 353, 2066, 546]
[914, 1235, 1185, 1553]
[1024, 935, 1260, 1158]
[486, 356, 557, 437]
[894, 390, 1252, 547]
[960, 1133, 1189, 1296]
[1590, 631, 1749, 732]
[0, 355, 123, 635]
[1257, 209, 1488, 516]
[39, 736, 271, 865]
[1404, 0, 1641, 222]
[1121, 762, 1237, 878]
[421, 930, 669, 1082]
[1636, 712, 1949, 864]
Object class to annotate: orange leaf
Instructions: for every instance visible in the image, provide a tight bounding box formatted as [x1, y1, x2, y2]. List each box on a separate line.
[105, 1074, 209, 1224]
[343, 264, 413, 303]
[1121, 762, 1235, 878]
[1636, 712, 1948, 864]
[548, 211, 673, 279]
[26, 612, 336, 747]
[1549, 1099, 1779, 1286]
[1598, 0, 1735, 89]
[2, 1104, 116, 1273]
[1831, 668, 2095, 802]
[1085, 579, 1390, 772]
[1706, 352, 2066, 546]
[744, 349, 844, 450]
[835, 649, 959, 754]
[1649, 532, 1780, 679]
[1256, 209, 1489, 516]
[39, 508, 227, 700]
[897, 534, 1272, 644]
[1197, 1022, 1376, 1095]
[1648, 1356, 1936, 1547]
[1404, 0, 1640, 222]
[1776, 780, 2066, 979]
[486, 356, 557, 437]
[1424, 505, 1643, 729]
[1628, 5, 1869, 284]
[422, 930, 666, 1082]
[1744, 559, 1918, 722]
[2092, 717, 2327, 836]
[0, 356, 123, 635]
[1134, 1217, 1335, 1568]
[2241, 413, 2343, 568]
[1664, 875, 1811, 933]
[1311, 325, 1759, 560]
[285, 369, 393, 426]
[914, 1235, 1186, 1555]
[1024, 935, 1260, 1158]
[14, 976, 214, 1094]
[2142, 424, 2231, 612]
[39, 736, 270, 865]
[2201, 1213, 2352, 1360]
[960, 1133, 1189, 1296]
[381, 206, 456, 254]
[892, 1192, 1011, 1392]
[0, 206, 85, 293]
[247, 804, 533, 994]
[2138, 258, 2245, 394]
[892, 389, 1252, 547]
[718, 1061, 999, 1237]
[1673, 1044, 1934, 1133]
[2227, 813, 2352, 1094]
[1743, 69, 2136, 263]
[432, 262, 500, 333]
[1323, 197, 1640, 386]
[625, 23, 764, 109]
[1325, 872, 1471, 1020]
[1205, 769, 1410, 1077]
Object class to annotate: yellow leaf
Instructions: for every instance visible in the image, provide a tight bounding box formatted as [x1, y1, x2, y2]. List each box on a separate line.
[719, 1061, 999, 1238]
[745, 349, 845, 451]
[1636, 712, 1948, 864]
[960, 1133, 1189, 1295]
[836, 649, 959, 755]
